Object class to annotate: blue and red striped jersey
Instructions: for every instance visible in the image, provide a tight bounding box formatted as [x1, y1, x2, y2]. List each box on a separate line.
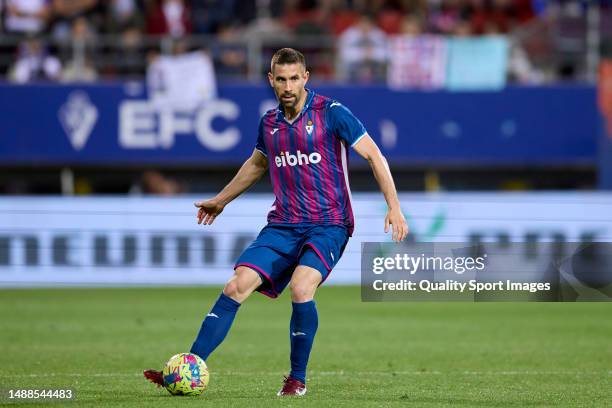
[255, 89, 367, 235]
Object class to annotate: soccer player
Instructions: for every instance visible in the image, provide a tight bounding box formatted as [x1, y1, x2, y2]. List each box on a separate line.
[144, 48, 408, 396]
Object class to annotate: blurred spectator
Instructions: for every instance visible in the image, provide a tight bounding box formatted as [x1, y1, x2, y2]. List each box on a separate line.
[146, 0, 192, 37]
[61, 57, 97, 82]
[376, 0, 404, 35]
[471, 0, 536, 34]
[60, 16, 98, 82]
[105, 0, 144, 33]
[190, 0, 238, 34]
[283, 0, 327, 36]
[399, 14, 424, 36]
[405, 0, 428, 17]
[453, 18, 473, 36]
[250, 0, 284, 20]
[55, 16, 94, 67]
[281, 0, 331, 78]
[513, 0, 535, 22]
[70, 15, 97, 44]
[338, 14, 388, 82]
[50, 0, 103, 41]
[4, 0, 51, 35]
[211, 24, 248, 77]
[428, 0, 466, 34]
[232, 0, 257, 26]
[470, 0, 512, 34]
[48, 14, 92, 63]
[507, 39, 543, 84]
[52, 0, 100, 18]
[246, 16, 286, 38]
[115, 24, 145, 77]
[8, 36, 61, 82]
[326, 0, 358, 36]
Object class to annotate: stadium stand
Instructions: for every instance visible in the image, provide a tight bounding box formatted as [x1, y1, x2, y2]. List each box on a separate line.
[0, 0, 609, 82]
[0, 0, 609, 193]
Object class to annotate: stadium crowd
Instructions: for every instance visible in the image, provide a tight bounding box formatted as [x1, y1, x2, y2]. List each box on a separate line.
[0, 0, 608, 82]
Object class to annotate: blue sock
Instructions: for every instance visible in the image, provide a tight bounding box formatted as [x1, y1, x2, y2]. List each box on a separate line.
[190, 293, 241, 360]
[289, 300, 318, 384]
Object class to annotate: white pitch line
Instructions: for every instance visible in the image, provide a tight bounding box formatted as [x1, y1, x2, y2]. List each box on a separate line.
[0, 370, 610, 378]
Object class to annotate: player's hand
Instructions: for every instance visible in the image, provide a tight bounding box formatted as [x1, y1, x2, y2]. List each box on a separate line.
[384, 207, 408, 242]
[194, 198, 225, 225]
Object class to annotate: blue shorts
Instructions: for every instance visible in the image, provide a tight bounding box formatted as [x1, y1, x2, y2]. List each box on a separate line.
[234, 224, 350, 298]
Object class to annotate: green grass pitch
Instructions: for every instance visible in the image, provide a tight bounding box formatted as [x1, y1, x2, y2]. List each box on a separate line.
[1, 287, 611, 407]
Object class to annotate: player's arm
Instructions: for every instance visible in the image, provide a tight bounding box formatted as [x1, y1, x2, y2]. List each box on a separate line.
[194, 149, 268, 225]
[352, 135, 408, 242]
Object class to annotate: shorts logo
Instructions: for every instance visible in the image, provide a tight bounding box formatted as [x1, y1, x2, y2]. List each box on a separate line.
[275, 150, 321, 167]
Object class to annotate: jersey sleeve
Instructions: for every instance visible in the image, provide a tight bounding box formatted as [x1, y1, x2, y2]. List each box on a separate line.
[327, 101, 367, 147]
[255, 117, 267, 157]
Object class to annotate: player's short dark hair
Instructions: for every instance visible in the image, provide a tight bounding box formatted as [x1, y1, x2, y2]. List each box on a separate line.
[270, 48, 306, 72]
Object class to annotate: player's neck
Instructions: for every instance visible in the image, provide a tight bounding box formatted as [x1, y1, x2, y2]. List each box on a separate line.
[283, 91, 307, 122]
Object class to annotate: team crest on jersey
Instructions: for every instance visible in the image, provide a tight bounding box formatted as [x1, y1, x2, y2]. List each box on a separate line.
[305, 120, 314, 135]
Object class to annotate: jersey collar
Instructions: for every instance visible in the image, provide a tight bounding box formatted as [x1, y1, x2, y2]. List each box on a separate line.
[276, 88, 314, 124]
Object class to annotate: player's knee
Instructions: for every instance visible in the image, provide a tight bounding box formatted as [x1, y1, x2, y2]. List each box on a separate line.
[222, 279, 242, 300]
[223, 268, 260, 302]
[290, 281, 316, 303]
[223, 278, 252, 302]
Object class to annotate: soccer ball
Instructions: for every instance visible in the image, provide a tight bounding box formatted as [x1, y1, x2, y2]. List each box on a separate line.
[162, 353, 209, 396]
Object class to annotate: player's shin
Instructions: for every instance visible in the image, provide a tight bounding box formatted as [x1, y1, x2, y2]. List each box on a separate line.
[289, 300, 318, 384]
[190, 293, 241, 360]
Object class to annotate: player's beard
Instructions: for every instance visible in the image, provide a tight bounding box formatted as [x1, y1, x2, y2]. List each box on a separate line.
[279, 90, 300, 109]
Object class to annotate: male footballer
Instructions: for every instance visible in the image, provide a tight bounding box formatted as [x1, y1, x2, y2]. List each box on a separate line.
[144, 47, 408, 396]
